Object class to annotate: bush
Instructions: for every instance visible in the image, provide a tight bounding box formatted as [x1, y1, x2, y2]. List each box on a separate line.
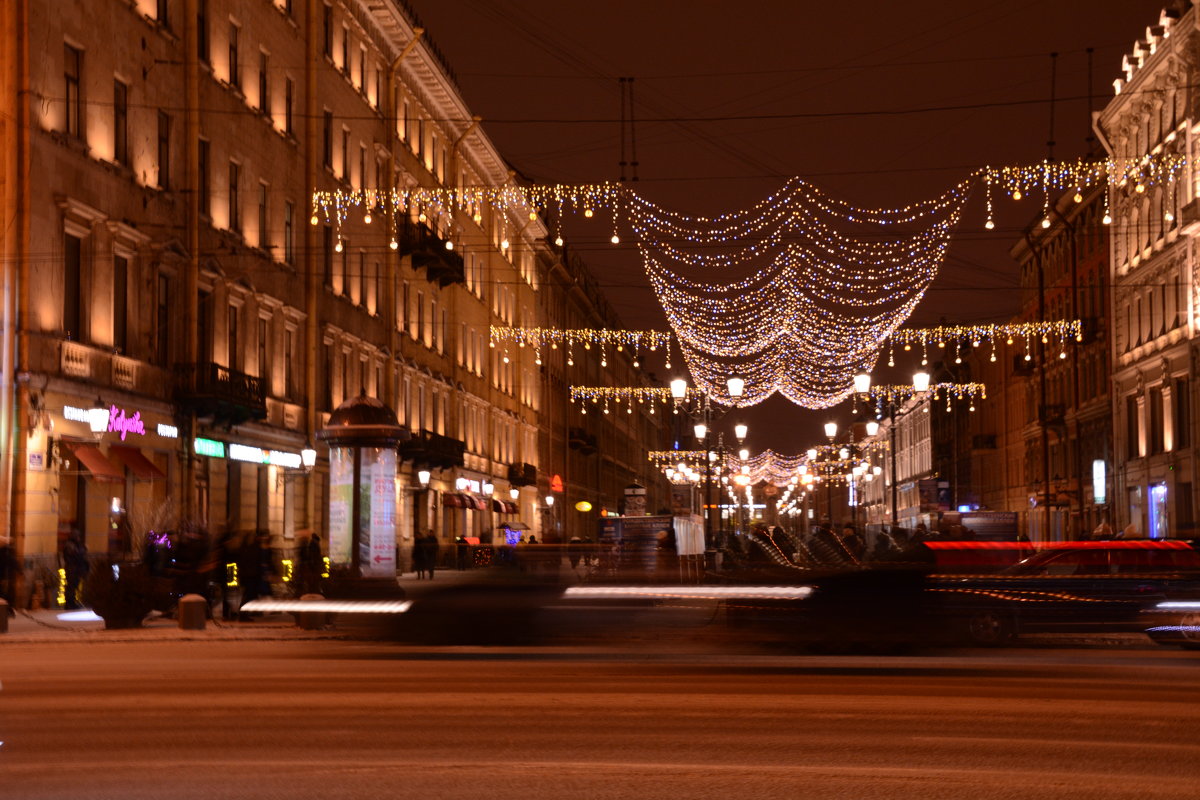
[82, 562, 165, 629]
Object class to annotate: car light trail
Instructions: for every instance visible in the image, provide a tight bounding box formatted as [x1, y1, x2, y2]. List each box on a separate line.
[240, 599, 412, 614]
[563, 586, 814, 600]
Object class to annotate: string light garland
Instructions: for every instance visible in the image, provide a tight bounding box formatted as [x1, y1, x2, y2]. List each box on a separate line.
[569, 385, 696, 414]
[885, 321, 1083, 366]
[307, 154, 1182, 410]
[869, 381, 987, 411]
[490, 326, 670, 369]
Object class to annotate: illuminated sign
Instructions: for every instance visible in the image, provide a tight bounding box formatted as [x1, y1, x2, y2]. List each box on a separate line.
[227, 443, 302, 468]
[193, 438, 226, 458]
[107, 405, 146, 441]
[1092, 459, 1106, 505]
[157, 424, 178, 439]
[63, 406, 92, 423]
[574, 501, 593, 512]
[550, 474, 564, 492]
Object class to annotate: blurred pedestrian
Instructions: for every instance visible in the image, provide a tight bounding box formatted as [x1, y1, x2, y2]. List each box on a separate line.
[418, 530, 440, 579]
[299, 532, 323, 594]
[61, 528, 89, 610]
[455, 535, 468, 570]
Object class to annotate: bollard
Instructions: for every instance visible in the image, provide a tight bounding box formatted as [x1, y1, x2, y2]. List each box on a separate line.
[177, 593, 207, 631]
[0, 599, 8, 634]
[296, 593, 326, 630]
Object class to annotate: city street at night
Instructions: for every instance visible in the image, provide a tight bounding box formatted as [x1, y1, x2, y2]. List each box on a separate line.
[3, 638, 1199, 799]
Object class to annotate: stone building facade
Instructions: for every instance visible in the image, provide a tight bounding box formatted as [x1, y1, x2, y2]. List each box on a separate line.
[0, 0, 667, 601]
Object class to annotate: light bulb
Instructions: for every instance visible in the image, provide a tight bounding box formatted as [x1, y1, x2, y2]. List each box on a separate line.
[363, 212, 372, 225]
[418, 212, 427, 223]
[473, 213, 482, 224]
[1135, 184, 1145, 193]
[334, 239, 343, 253]
[389, 239, 398, 250]
[554, 235, 563, 247]
[1041, 217, 1051, 229]
[1103, 213, 1112, 225]
[1013, 190, 1022, 200]
[984, 219, 995, 230]
[1074, 192, 1083, 203]
[310, 214, 319, 225]
[501, 239, 509, 250]
[1166, 212, 1175, 222]
[610, 234, 620, 244]
[528, 211, 537, 221]
[445, 240, 454, 250]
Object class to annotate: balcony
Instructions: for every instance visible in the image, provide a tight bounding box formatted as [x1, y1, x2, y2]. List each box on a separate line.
[507, 462, 537, 486]
[175, 362, 267, 426]
[400, 220, 465, 287]
[398, 430, 465, 470]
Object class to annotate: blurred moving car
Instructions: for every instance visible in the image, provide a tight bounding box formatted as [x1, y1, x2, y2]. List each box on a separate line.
[933, 540, 1200, 644]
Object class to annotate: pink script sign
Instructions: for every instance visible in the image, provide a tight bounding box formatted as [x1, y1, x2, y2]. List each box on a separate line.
[108, 405, 146, 441]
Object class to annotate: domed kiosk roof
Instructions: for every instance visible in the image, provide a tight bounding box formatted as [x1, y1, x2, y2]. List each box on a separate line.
[316, 392, 410, 447]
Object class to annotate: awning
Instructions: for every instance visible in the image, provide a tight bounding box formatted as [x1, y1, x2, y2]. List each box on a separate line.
[469, 497, 487, 511]
[442, 493, 463, 508]
[62, 442, 124, 482]
[492, 498, 505, 513]
[108, 445, 166, 480]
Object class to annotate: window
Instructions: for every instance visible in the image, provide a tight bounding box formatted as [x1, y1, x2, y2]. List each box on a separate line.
[323, 343, 334, 409]
[198, 138, 210, 216]
[113, 255, 128, 353]
[1176, 378, 1191, 448]
[373, 261, 381, 315]
[284, 327, 296, 399]
[157, 111, 171, 189]
[359, 143, 366, 190]
[322, 110, 332, 168]
[157, 0, 169, 29]
[63, 234, 82, 340]
[322, 225, 333, 287]
[341, 24, 349, 74]
[284, 77, 294, 135]
[341, 127, 349, 180]
[64, 44, 82, 138]
[198, 289, 213, 363]
[227, 304, 240, 371]
[257, 182, 268, 248]
[358, 44, 366, 89]
[228, 161, 241, 232]
[257, 317, 268, 381]
[1142, 388, 1161, 455]
[113, 80, 128, 164]
[258, 50, 269, 114]
[322, 4, 332, 58]
[228, 23, 240, 89]
[155, 273, 171, 365]
[283, 201, 295, 265]
[197, 0, 209, 64]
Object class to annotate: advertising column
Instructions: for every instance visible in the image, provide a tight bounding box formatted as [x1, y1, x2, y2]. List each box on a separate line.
[328, 447, 354, 566]
[361, 447, 397, 577]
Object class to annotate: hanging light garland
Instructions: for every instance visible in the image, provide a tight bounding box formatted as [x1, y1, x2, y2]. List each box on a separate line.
[568, 385, 697, 415]
[489, 326, 671, 369]
[884, 321, 1083, 366]
[309, 154, 1181, 411]
[869, 381, 987, 411]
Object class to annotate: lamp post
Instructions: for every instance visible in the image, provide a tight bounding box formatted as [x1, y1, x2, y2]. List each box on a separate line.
[823, 421, 837, 525]
[672, 375, 746, 549]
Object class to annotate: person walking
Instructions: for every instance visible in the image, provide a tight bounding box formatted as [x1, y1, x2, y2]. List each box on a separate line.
[421, 531, 440, 579]
[299, 532, 323, 594]
[61, 528, 89, 610]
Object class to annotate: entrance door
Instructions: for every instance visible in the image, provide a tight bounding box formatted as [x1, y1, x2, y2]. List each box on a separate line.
[1149, 482, 1169, 539]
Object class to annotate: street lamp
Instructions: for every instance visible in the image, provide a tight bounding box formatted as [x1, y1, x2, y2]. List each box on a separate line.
[417, 469, 431, 487]
[912, 370, 931, 393]
[853, 372, 872, 394]
[824, 421, 838, 440]
[734, 422, 748, 442]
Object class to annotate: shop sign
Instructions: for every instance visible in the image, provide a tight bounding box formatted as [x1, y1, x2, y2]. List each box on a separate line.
[550, 474, 564, 492]
[193, 438, 226, 458]
[227, 443, 302, 468]
[157, 424, 178, 439]
[107, 405, 146, 441]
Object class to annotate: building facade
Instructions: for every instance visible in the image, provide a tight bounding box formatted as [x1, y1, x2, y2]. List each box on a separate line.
[0, 0, 667, 604]
[1097, 4, 1197, 539]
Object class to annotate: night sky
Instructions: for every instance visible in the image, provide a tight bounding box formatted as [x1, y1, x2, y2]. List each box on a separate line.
[410, 0, 1167, 452]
